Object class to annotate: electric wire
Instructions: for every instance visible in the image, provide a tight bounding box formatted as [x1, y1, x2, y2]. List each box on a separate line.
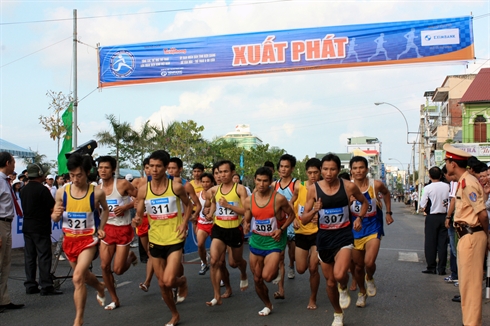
[0, 36, 71, 68]
[0, 0, 292, 26]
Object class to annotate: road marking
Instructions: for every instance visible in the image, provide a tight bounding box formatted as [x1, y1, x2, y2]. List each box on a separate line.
[380, 248, 424, 252]
[116, 281, 132, 288]
[398, 252, 419, 262]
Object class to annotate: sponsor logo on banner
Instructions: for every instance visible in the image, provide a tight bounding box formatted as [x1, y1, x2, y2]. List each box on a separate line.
[421, 29, 460, 46]
[110, 50, 135, 77]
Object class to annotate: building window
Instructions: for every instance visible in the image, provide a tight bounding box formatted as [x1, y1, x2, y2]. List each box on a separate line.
[474, 115, 487, 143]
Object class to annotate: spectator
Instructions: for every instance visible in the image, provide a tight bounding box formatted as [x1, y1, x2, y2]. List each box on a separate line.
[44, 175, 56, 198]
[0, 152, 24, 312]
[20, 164, 62, 296]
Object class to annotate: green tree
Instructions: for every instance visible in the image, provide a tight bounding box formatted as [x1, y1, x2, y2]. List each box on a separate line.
[95, 114, 135, 177]
[39, 90, 74, 156]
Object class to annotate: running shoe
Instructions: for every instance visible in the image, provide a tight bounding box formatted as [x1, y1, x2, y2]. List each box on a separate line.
[199, 264, 209, 275]
[365, 276, 377, 297]
[444, 276, 458, 283]
[220, 280, 225, 287]
[287, 266, 295, 279]
[331, 312, 344, 326]
[58, 254, 66, 261]
[454, 281, 459, 287]
[338, 284, 351, 309]
[356, 292, 367, 308]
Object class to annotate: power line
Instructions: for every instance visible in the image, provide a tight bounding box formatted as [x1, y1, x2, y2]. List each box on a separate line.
[0, 0, 291, 26]
[0, 36, 71, 68]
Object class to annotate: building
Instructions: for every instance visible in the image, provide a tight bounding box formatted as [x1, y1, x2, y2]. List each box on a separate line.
[315, 152, 353, 172]
[453, 68, 490, 162]
[220, 124, 263, 150]
[346, 136, 382, 179]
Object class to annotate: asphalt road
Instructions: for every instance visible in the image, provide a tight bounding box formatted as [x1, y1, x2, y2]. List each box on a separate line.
[2, 201, 490, 325]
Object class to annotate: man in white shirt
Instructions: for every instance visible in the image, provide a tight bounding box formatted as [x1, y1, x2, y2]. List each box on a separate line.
[419, 167, 449, 275]
[44, 175, 57, 198]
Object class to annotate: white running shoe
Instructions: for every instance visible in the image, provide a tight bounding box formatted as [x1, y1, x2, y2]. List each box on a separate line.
[331, 312, 344, 326]
[338, 284, 351, 309]
[287, 267, 295, 279]
[365, 276, 377, 297]
[220, 280, 225, 287]
[356, 292, 367, 308]
[58, 254, 66, 261]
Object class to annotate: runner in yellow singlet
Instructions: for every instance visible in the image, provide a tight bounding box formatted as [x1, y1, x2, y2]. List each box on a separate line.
[133, 150, 192, 326]
[51, 153, 108, 326]
[205, 160, 249, 307]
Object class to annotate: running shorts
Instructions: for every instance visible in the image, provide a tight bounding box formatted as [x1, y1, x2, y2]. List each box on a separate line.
[136, 215, 149, 237]
[149, 242, 184, 260]
[211, 224, 244, 248]
[249, 245, 281, 257]
[102, 224, 134, 246]
[318, 244, 353, 264]
[295, 233, 317, 251]
[353, 233, 381, 251]
[63, 235, 99, 263]
[197, 222, 213, 236]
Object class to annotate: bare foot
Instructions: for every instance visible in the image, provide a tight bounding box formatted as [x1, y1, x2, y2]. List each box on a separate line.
[165, 314, 180, 326]
[177, 276, 188, 299]
[221, 290, 232, 298]
[206, 297, 222, 306]
[306, 299, 317, 310]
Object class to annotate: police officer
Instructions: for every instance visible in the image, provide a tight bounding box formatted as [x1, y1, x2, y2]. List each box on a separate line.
[443, 143, 490, 326]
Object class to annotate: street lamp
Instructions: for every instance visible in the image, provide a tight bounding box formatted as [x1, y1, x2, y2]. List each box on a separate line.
[374, 102, 415, 144]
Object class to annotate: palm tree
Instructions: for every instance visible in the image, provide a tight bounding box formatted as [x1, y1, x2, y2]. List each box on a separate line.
[95, 114, 134, 177]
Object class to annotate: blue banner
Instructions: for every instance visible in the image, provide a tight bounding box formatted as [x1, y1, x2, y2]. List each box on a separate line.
[98, 16, 473, 88]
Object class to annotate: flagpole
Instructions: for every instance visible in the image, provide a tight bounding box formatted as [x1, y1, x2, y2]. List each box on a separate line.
[73, 9, 78, 148]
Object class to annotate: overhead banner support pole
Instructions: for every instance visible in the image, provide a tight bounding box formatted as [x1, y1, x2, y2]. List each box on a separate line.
[73, 9, 78, 148]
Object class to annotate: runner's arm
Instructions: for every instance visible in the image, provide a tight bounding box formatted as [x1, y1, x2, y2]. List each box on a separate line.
[51, 187, 65, 223]
[185, 183, 201, 221]
[347, 181, 369, 231]
[205, 187, 216, 221]
[132, 184, 147, 227]
[272, 195, 296, 241]
[301, 184, 319, 224]
[174, 183, 192, 238]
[376, 180, 393, 225]
[95, 188, 109, 238]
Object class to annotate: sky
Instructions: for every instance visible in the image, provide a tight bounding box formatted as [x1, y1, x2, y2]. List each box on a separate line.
[1, 0, 489, 174]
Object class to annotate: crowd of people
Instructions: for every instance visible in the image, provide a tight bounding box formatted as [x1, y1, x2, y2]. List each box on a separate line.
[1, 144, 489, 325]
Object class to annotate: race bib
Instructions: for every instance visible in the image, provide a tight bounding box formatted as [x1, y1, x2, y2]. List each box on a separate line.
[147, 197, 178, 220]
[251, 217, 278, 236]
[351, 198, 376, 218]
[62, 212, 95, 235]
[107, 199, 122, 219]
[318, 206, 350, 230]
[216, 202, 239, 221]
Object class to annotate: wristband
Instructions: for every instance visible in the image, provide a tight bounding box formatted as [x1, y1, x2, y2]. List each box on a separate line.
[446, 216, 451, 219]
[386, 211, 393, 215]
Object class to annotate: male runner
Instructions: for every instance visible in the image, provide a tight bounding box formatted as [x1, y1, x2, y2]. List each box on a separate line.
[302, 154, 368, 326]
[293, 158, 321, 309]
[51, 153, 108, 326]
[205, 160, 248, 306]
[167, 157, 201, 222]
[196, 173, 216, 275]
[349, 156, 393, 308]
[133, 150, 192, 326]
[244, 167, 296, 316]
[190, 163, 204, 195]
[272, 154, 300, 300]
[97, 156, 138, 310]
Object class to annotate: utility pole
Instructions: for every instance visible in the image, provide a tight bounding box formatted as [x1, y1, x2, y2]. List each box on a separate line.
[73, 9, 78, 148]
[417, 105, 426, 214]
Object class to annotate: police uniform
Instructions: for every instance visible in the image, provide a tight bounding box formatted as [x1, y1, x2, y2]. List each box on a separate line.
[444, 143, 488, 326]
